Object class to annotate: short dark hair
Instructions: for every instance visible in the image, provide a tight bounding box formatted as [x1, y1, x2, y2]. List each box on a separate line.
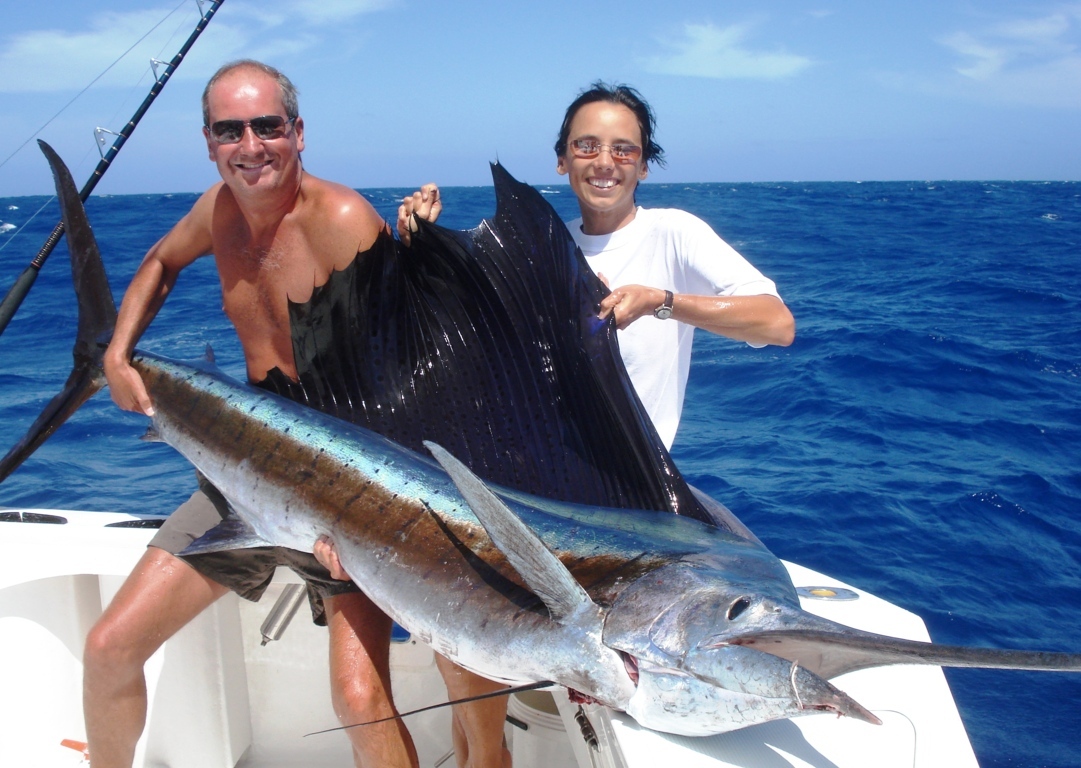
[554, 81, 666, 168]
[201, 60, 299, 126]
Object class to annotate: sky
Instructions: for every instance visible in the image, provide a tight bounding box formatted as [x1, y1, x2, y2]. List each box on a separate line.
[0, 0, 1079, 196]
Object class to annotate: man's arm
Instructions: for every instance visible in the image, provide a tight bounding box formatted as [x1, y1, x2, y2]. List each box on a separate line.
[598, 285, 795, 347]
[104, 191, 216, 415]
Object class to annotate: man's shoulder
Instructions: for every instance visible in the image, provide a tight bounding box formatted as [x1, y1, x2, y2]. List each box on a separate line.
[302, 174, 381, 224]
[641, 207, 727, 248]
[174, 182, 227, 234]
[303, 173, 368, 204]
[193, 181, 227, 208]
[300, 174, 387, 256]
[639, 207, 709, 231]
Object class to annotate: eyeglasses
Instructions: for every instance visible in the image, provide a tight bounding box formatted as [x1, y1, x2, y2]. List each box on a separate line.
[569, 138, 642, 163]
[206, 115, 297, 144]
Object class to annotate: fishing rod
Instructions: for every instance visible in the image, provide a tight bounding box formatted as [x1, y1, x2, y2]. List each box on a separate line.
[0, 0, 225, 337]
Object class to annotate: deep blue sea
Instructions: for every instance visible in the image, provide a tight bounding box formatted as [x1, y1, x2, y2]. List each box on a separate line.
[1, 177, 1079, 767]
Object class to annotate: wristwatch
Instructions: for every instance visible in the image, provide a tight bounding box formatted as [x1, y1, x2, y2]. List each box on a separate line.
[653, 290, 674, 320]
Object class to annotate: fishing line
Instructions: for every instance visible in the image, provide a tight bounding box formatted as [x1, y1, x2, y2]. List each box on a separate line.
[0, 0, 190, 177]
[304, 680, 556, 737]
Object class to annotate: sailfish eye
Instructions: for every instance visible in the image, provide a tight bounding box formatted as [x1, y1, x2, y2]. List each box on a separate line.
[726, 597, 752, 621]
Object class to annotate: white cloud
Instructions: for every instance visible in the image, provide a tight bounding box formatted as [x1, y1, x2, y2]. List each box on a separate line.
[641, 22, 812, 80]
[0, 9, 188, 93]
[941, 32, 1009, 80]
[0, 1, 394, 94]
[939, 7, 1081, 107]
[991, 13, 1073, 47]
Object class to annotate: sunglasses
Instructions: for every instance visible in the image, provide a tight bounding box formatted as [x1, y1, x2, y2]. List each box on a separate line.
[207, 115, 297, 144]
[569, 138, 642, 163]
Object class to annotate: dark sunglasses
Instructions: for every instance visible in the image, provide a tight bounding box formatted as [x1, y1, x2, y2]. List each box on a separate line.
[569, 138, 643, 163]
[207, 115, 297, 144]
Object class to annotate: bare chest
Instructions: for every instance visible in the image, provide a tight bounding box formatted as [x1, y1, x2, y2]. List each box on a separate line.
[213, 235, 335, 378]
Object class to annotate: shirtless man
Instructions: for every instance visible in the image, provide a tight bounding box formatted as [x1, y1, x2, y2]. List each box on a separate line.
[87, 60, 435, 768]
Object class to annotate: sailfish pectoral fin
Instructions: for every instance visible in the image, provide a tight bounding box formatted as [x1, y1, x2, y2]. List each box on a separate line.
[178, 515, 275, 557]
[425, 440, 596, 623]
[0, 142, 118, 483]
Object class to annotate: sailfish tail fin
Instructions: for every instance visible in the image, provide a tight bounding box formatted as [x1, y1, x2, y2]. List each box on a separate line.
[0, 141, 117, 482]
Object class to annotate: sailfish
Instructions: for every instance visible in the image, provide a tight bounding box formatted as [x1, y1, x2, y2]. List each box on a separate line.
[1, 141, 1078, 737]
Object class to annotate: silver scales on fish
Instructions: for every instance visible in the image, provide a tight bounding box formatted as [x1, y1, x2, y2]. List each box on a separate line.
[0, 131, 1078, 768]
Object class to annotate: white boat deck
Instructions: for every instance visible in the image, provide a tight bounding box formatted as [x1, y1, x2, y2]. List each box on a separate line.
[0, 508, 979, 767]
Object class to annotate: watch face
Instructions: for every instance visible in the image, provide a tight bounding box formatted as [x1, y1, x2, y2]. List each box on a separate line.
[654, 289, 674, 320]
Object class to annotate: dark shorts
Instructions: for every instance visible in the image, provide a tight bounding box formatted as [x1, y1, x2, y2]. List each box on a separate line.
[148, 474, 360, 626]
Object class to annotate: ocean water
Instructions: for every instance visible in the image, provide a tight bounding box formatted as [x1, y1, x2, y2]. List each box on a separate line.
[1, 177, 1079, 767]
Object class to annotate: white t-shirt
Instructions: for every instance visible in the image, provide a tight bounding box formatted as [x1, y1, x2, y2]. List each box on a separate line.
[569, 207, 781, 449]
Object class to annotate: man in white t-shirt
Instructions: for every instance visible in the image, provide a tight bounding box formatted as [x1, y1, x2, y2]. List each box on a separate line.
[555, 81, 795, 448]
[392, 83, 794, 762]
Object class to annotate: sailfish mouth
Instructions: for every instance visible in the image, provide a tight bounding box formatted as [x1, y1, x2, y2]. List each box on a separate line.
[783, 659, 881, 725]
[675, 640, 884, 727]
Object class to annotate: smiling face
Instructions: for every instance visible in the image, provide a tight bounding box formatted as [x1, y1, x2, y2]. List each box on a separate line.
[557, 101, 649, 236]
[203, 67, 304, 202]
